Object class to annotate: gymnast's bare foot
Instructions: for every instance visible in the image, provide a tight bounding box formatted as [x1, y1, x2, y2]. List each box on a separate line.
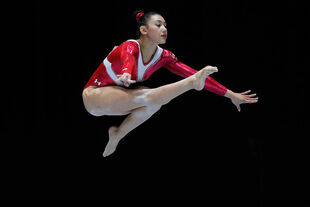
[103, 126, 121, 157]
[193, 66, 218, 91]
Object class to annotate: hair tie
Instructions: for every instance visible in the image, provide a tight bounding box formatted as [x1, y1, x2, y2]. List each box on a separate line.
[136, 12, 144, 21]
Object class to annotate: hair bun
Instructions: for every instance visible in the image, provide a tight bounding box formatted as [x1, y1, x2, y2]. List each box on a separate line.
[133, 10, 144, 21]
[136, 12, 144, 21]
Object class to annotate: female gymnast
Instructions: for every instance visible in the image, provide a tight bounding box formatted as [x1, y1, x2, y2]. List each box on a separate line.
[82, 10, 258, 157]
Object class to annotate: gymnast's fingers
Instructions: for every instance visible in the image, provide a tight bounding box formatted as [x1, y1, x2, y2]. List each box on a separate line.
[246, 93, 257, 98]
[245, 98, 258, 103]
[240, 90, 251, 95]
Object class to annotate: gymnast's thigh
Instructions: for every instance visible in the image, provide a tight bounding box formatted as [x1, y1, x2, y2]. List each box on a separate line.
[82, 85, 149, 116]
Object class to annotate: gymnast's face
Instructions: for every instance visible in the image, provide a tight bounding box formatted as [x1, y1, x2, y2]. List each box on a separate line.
[141, 15, 167, 45]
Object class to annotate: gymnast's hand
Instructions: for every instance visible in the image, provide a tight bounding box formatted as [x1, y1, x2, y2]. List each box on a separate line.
[117, 73, 136, 87]
[225, 90, 258, 112]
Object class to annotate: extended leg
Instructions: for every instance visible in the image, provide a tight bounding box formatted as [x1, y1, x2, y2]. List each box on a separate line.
[102, 67, 217, 157]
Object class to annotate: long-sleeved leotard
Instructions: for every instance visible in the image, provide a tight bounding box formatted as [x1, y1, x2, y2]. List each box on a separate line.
[83, 39, 227, 96]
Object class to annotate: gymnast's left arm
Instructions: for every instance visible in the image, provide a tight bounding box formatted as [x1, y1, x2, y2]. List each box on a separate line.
[164, 53, 258, 112]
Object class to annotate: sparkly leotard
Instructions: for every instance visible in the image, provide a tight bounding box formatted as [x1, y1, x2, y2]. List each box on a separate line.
[84, 39, 227, 96]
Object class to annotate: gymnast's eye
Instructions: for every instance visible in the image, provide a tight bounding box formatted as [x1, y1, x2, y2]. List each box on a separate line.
[156, 24, 167, 28]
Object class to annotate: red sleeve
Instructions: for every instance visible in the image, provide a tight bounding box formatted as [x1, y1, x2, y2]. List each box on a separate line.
[163, 51, 227, 96]
[120, 42, 138, 75]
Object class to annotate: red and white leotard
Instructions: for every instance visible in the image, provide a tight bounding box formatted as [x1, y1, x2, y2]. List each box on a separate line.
[83, 39, 227, 96]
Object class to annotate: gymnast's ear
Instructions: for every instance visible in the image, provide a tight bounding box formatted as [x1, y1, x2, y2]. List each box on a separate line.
[139, 25, 148, 35]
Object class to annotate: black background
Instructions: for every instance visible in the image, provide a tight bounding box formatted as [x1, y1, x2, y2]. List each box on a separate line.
[4, 0, 309, 206]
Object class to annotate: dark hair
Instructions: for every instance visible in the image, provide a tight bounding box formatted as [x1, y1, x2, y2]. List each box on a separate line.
[132, 10, 162, 38]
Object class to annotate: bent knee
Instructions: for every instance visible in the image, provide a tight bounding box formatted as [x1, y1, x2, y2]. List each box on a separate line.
[133, 105, 161, 119]
[145, 104, 161, 116]
[134, 93, 164, 111]
[141, 92, 169, 106]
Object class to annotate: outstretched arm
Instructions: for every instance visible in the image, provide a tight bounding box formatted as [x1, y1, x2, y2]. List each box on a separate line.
[165, 58, 258, 111]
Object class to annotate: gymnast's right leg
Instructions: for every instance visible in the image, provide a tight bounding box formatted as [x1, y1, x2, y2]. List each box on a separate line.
[82, 66, 217, 157]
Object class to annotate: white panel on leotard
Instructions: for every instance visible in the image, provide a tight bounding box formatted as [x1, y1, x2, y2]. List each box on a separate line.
[127, 39, 163, 82]
[104, 58, 124, 86]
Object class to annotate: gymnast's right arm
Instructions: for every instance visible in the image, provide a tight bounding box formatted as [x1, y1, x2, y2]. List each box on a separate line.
[117, 42, 138, 87]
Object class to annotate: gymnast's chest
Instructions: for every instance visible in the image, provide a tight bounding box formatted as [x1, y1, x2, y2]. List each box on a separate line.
[134, 48, 163, 82]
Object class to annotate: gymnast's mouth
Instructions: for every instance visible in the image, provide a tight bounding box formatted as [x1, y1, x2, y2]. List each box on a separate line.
[161, 34, 167, 38]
